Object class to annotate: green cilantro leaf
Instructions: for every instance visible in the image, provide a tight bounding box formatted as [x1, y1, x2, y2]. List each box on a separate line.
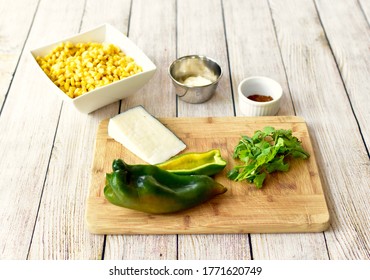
[227, 127, 310, 188]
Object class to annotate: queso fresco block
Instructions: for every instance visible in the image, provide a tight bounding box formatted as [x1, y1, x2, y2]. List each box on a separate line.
[108, 106, 186, 164]
[30, 24, 156, 113]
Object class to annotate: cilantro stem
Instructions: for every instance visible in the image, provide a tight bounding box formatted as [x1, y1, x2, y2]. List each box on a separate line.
[227, 127, 310, 188]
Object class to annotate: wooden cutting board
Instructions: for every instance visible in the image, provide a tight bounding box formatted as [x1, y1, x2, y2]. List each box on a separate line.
[86, 116, 330, 234]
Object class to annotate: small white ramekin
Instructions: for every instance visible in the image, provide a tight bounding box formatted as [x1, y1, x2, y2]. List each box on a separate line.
[238, 76, 283, 116]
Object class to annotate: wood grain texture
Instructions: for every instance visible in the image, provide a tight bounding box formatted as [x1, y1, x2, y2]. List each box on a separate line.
[315, 0, 370, 150]
[178, 234, 250, 260]
[176, 0, 241, 259]
[105, 235, 177, 260]
[86, 117, 329, 234]
[223, 0, 329, 260]
[119, 0, 177, 118]
[359, 0, 370, 24]
[0, 0, 86, 260]
[270, 0, 370, 259]
[251, 233, 329, 259]
[0, 0, 368, 262]
[223, 0, 294, 116]
[27, 0, 131, 260]
[104, 0, 178, 260]
[0, 0, 39, 109]
[177, 0, 234, 117]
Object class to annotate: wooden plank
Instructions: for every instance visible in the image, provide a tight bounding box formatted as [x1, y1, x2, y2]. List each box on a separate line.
[223, 0, 294, 116]
[315, 0, 370, 150]
[359, 0, 370, 24]
[251, 234, 329, 259]
[119, 0, 177, 117]
[0, 0, 86, 260]
[178, 235, 250, 260]
[0, 0, 39, 109]
[177, 0, 234, 117]
[176, 0, 245, 260]
[104, 0, 178, 260]
[269, 0, 370, 259]
[223, 0, 329, 260]
[0, 0, 366, 262]
[105, 235, 176, 260]
[27, 0, 131, 260]
[86, 117, 329, 234]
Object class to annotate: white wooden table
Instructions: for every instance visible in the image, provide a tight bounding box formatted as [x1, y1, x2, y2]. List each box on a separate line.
[0, 0, 369, 260]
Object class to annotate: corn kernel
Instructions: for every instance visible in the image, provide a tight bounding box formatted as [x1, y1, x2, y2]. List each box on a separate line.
[36, 42, 142, 98]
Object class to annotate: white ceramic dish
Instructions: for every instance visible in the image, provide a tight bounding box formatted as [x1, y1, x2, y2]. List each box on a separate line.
[238, 76, 283, 116]
[30, 24, 156, 114]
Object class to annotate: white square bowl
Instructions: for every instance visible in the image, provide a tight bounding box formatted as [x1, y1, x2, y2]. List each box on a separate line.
[30, 24, 156, 113]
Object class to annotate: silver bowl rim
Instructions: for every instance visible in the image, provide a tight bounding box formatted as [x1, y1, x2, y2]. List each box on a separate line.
[168, 55, 223, 88]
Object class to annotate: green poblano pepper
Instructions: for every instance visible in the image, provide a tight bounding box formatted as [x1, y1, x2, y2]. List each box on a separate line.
[104, 159, 227, 214]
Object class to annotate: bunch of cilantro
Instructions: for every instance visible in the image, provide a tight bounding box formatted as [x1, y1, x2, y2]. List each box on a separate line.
[227, 126, 310, 188]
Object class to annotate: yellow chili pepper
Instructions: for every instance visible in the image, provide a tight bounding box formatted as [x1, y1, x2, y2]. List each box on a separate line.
[156, 149, 227, 176]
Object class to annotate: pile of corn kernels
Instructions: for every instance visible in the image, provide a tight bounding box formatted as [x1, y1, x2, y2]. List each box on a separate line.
[35, 42, 143, 98]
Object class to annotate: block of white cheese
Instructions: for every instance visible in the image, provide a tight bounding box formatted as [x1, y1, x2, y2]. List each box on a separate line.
[108, 106, 186, 164]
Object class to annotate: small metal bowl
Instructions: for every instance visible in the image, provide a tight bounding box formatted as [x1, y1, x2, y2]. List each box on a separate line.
[168, 55, 222, 104]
